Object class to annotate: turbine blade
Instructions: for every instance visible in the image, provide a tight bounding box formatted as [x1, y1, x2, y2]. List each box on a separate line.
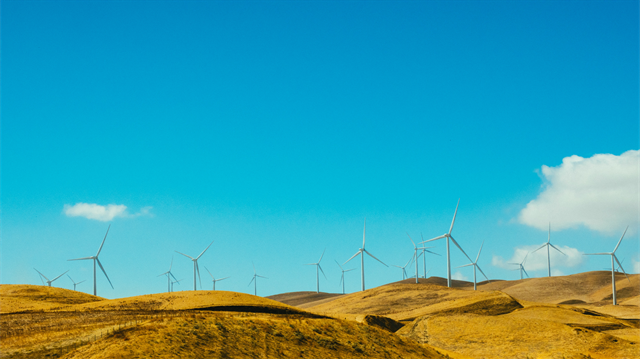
[77, 280, 86, 284]
[522, 267, 530, 278]
[67, 274, 75, 284]
[253, 262, 256, 274]
[34, 268, 50, 281]
[175, 251, 194, 260]
[613, 226, 628, 253]
[421, 234, 446, 244]
[457, 263, 474, 268]
[548, 222, 551, 243]
[364, 249, 388, 267]
[613, 255, 630, 282]
[257, 275, 268, 279]
[169, 256, 173, 271]
[476, 264, 490, 281]
[319, 264, 327, 279]
[344, 268, 356, 272]
[532, 243, 547, 253]
[335, 260, 344, 270]
[170, 272, 178, 282]
[362, 218, 366, 248]
[248, 277, 255, 286]
[449, 236, 473, 263]
[158, 271, 169, 277]
[96, 224, 111, 257]
[406, 233, 416, 248]
[96, 258, 114, 289]
[318, 249, 325, 263]
[425, 250, 441, 256]
[196, 262, 202, 288]
[549, 243, 566, 255]
[68, 256, 94, 261]
[216, 276, 230, 282]
[344, 250, 362, 265]
[196, 241, 214, 260]
[204, 266, 214, 279]
[51, 270, 69, 282]
[475, 241, 484, 263]
[339, 274, 344, 286]
[448, 198, 460, 235]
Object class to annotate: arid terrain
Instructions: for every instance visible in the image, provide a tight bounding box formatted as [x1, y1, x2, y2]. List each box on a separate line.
[1, 271, 638, 358]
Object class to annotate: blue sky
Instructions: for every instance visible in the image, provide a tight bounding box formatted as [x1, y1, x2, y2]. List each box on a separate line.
[2, 0, 638, 299]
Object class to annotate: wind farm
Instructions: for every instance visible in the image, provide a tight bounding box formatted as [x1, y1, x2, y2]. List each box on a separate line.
[3, 0, 638, 358]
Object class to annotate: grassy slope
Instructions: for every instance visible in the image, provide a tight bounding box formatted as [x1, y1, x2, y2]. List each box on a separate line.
[0, 285, 104, 313]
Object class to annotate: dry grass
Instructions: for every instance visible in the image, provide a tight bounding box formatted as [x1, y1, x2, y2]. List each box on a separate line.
[0, 285, 103, 314]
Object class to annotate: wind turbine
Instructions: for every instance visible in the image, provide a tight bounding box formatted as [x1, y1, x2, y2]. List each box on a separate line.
[408, 233, 439, 283]
[457, 241, 489, 290]
[510, 252, 530, 280]
[344, 218, 388, 291]
[67, 274, 86, 291]
[392, 256, 413, 280]
[532, 223, 566, 277]
[420, 233, 440, 278]
[248, 263, 267, 296]
[584, 226, 630, 305]
[171, 278, 183, 292]
[305, 250, 327, 293]
[421, 200, 473, 287]
[204, 266, 229, 291]
[68, 225, 114, 296]
[34, 269, 68, 287]
[158, 257, 178, 293]
[175, 241, 213, 291]
[335, 260, 355, 294]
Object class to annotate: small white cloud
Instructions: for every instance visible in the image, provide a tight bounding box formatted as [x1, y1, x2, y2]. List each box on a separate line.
[63, 203, 152, 221]
[452, 271, 469, 281]
[518, 150, 639, 235]
[492, 245, 583, 273]
[632, 259, 640, 274]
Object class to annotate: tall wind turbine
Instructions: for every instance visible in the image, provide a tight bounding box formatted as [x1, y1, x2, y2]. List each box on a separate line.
[34, 269, 68, 287]
[205, 266, 229, 290]
[158, 257, 178, 293]
[510, 252, 530, 280]
[457, 241, 489, 290]
[532, 223, 566, 277]
[392, 256, 413, 280]
[335, 260, 355, 294]
[584, 226, 630, 305]
[305, 250, 327, 293]
[68, 225, 114, 296]
[421, 200, 473, 287]
[176, 241, 213, 291]
[344, 218, 388, 291]
[67, 274, 86, 291]
[248, 263, 267, 296]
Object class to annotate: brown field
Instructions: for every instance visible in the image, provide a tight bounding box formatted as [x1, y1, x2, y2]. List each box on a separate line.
[1, 271, 639, 358]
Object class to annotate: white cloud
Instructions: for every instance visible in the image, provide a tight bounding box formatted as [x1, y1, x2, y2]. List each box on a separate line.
[632, 259, 640, 274]
[452, 271, 469, 281]
[63, 203, 152, 221]
[518, 150, 639, 235]
[492, 244, 583, 273]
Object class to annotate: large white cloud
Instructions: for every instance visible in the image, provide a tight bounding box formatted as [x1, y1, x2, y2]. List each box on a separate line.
[518, 150, 639, 235]
[492, 244, 583, 274]
[63, 203, 152, 221]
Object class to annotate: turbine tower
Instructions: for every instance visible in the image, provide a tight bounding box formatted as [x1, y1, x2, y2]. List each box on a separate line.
[344, 218, 388, 291]
[510, 252, 530, 280]
[584, 226, 630, 305]
[68, 225, 114, 296]
[158, 257, 178, 292]
[421, 200, 473, 287]
[176, 241, 213, 291]
[335, 260, 355, 294]
[532, 223, 566, 277]
[34, 269, 68, 287]
[67, 274, 86, 291]
[305, 250, 327, 293]
[205, 266, 229, 290]
[457, 241, 489, 290]
[420, 233, 439, 278]
[248, 263, 267, 296]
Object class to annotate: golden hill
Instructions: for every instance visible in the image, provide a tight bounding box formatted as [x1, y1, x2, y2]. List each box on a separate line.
[266, 291, 343, 307]
[307, 282, 522, 322]
[0, 285, 104, 313]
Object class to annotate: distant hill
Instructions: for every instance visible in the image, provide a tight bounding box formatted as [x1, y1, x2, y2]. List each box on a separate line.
[266, 291, 343, 307]
[0, 284, 104, 313]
